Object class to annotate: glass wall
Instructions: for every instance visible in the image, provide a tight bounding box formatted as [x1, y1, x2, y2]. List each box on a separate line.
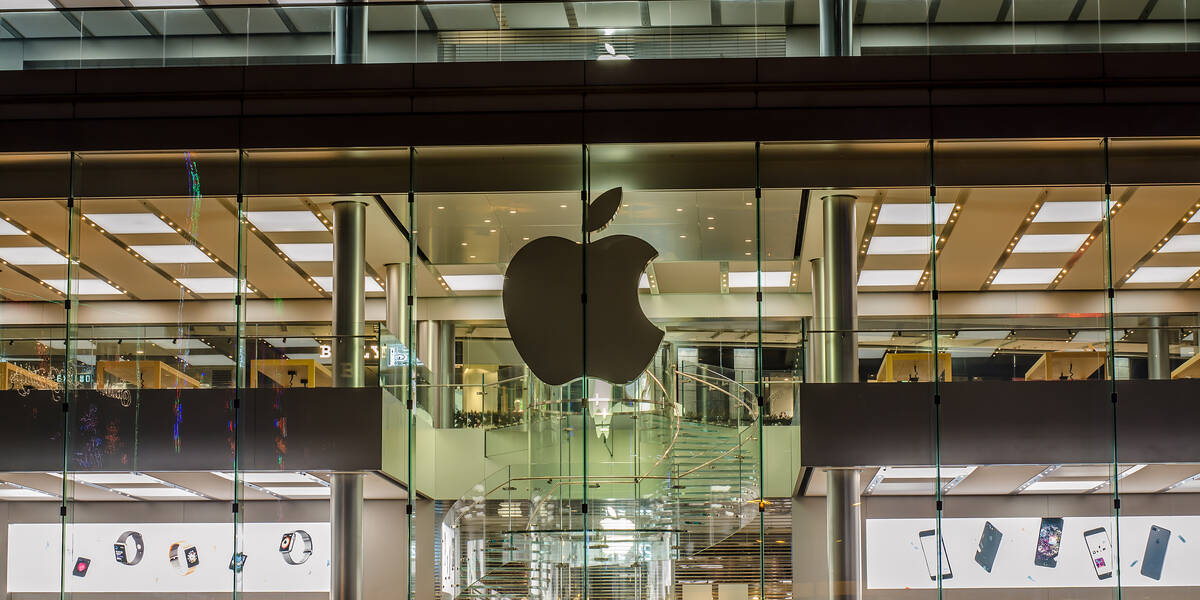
[2, 138, 1200, 599]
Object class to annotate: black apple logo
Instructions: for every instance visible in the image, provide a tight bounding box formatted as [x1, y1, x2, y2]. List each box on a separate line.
[503, 187, 663, 386]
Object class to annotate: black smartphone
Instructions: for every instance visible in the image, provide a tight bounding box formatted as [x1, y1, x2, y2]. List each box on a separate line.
[1034, 517, 1064, 568]
[1140, 525, 1170, 580]
[1083, 527, 1113, 580]
[974, 521, 1002, 573]
[72, 557, 91, 578]
[229, 553, 247, 573]
[919, 529, 952, 581]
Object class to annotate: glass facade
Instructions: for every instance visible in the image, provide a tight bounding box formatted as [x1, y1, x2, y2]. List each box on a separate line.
[0, 138, 1199, 600]
[4, 0, 1200, 70]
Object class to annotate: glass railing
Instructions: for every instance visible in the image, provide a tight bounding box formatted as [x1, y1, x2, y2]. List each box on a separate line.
[1, 0, 1197, 72]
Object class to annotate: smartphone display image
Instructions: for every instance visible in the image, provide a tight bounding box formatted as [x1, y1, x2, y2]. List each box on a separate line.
[919, 529, 952, 581]
[229, 553, 247, 573]
[1140, 525, 1170, 581]
[72, 557, 91, 578]
[974, 521, 1003, 573]
[1083, 527, 1113, 580]
[1034, 517, 1064, 568]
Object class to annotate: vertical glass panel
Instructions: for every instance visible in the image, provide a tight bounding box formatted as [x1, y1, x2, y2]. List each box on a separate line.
[761, 139, 934, 600]
[1011, 0, 1101, 53]
[0, 152, 70, 599]
[78, 7, 165, 69]
[1109, 137, 1200, 598]
[933, 138, 1115, 600]
[857, 0, 930, 56]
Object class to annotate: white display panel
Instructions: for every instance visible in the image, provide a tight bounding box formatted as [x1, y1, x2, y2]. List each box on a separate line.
[8, 522, 330, 592]
[867, 516, 1198, 589]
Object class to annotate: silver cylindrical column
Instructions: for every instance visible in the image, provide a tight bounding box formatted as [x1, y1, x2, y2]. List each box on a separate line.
[384, 263, 410, 340]
[1147, 315, 1171, 380]
[330, 473, 364, 600]
[334, 1, 368, 64]
[821, 195, 859, 384]
[826, 469, 862, 600]
[819, 0, 853, 56]
[418, 321, 456, 427]
[331, 200, 366, 600]
[810, 259, 826, 384]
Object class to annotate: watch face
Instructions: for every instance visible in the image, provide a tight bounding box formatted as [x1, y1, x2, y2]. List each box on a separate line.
[280, 533, 294, 552]
[73, 557, 91, 577]
[184, 548, 199, 568]
[114, 544, 126, 564]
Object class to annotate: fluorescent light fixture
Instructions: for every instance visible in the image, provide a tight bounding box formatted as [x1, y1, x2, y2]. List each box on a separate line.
[991, 268, 1061, 285]
[1072, 330, 1109, 344]
[313, 277, 385, 293]
[441, 274, 505, 291]
[1127, 266, 1200, 283]
[212, 472, 323, 484]
[110, 487, 201, 498]
[639, 274, 649, 289]
[277, 243, 333, 262]
[876, 204, 953, 225]
[858, 270, 923, 287]
[151, 339, 211, 350]
[1012, 234, 1090, 254]
[1191, 212, 1200, 224]
[954, 330, 1010, 340]
[1, 1, 56, 9]
[1023, 480, 1107, 492]
[246, 211, 327, 232]
[867, 236, 934, 255]
[1159, 235, 1200, 253]
[180, 354, 235, 366]
[728, 271, 792, 288]
[176, 277, 238, 293]
[879, 466, 975, 479]
[262, 486, 330, 497]
[0, 488, 55, 498]
[130, 245, 213, 264]
[127, 0, 199, 7]
[283, 353, 331, 364]
[0, 247, 66, 265]
[43, 279, 121, 295]
[859, 348, 886, 359]
[84, 213, 174, 234]
[948, 347, 996, 357]
[1032, 202, 1104, 223]
[0, 220, 27, 236]
[71, 473, 159, 485]
[263, 337, 320, 348]
[857, 332, 894, 341]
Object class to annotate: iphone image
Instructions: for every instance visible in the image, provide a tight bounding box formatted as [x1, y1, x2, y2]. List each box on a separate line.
[1141, 525, 1170, 581]
[1083, 527, 1112, 580]
[974, 521, 1003, 573]
[1033, 517, 1064, 568]
[919, 529, 952, 581]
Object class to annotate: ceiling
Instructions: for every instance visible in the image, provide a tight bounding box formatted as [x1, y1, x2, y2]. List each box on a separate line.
[0, 470, 406, 501]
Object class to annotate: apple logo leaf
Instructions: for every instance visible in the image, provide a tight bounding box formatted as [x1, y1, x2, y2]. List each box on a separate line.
[586, 187, 622, 233]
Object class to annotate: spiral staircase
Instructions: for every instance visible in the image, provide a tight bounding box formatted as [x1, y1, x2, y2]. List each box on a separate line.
[444, 359, 761, 600]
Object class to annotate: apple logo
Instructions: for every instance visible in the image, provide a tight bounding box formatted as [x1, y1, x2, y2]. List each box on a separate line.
[503, 187, 663, 386]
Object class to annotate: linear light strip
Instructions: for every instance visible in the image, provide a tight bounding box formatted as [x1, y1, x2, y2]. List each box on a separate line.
[218, 198, 328, 299]
[920, 189, 968, 292]
[856, 192, 886, 274]
[1114, 197, 1200, 290]
[1, 480, 60, 499]
[645, 263, 660, 295]
[143, 200, 263, 298]
[295, 198, 383, 288]
[0, 207, 136, 299]
[982, 189, 1048, 291]
[81, 212, 205, 301]
[1012, 464, 1062, 494]
[1044, 187, 1133, 291]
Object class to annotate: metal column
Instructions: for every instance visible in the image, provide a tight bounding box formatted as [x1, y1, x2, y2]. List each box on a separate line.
[385, 263, 410, 339]
[809, 258, 826, 384]
[331, 199, 366, 600]
[334, 0, 368, 64]
[826, 469, 862, 600]
[418, 321, 456, 427]
[1147, 315, 1171, 380]
[821, 195, 859, 384]
[819, 0, 853, 56]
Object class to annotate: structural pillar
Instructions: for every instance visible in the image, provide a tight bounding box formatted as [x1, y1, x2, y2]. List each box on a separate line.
[418, 321, 456, 427]
[331, 199, 366, 600]
[334, 0, 368, 64]
[1147, 315, 1171, 380]
[809, 259, 826, 384]
[826, 469, 862, 600]
[384, 263, 410, 340]
[819, 0, 853, 57]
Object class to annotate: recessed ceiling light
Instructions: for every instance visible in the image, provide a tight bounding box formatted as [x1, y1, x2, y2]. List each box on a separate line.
[878, 466, 976, 479]
[42, 279, 121, 295]
[245, 211, 327, 232]
[857, 270, 924, 287]
[638, 274, 650, 289]
[954, 330, 1011, 340]
[3, 1, 56, 9]
[1159, 234, 1200, 253]
[176, 277, 239, 293]
[866, 236, 933, 255]
[277, 243, 333, 262]
[875, 204, 954, 225]
[441, 274, 504, 291]
[211, 472, 322, 484]
[151, 338, 211, 350]
[728, 271, 791, 288]
[130, 245, 213, 264]
[0, 487, 54, 498]
[0, 247, 66, 265]
[1012, 234, 1090, 254]
[1022, 480, 1107, 492]
[263, 337, 320, 348]
[181, 355, 235, 366]
[1032, 202, 1104, 223]
[1127, 266, 1200, 283]
[992, 268, 1062, 285]
[83, 213, 174, 234]
[261, 486, 330, 497]
[312, 277, 385, 293]
[125, 0, 200, 7]
[71, 473, 160, 485]
[0, 220, 27, 236]
[110, 487, 202, 498]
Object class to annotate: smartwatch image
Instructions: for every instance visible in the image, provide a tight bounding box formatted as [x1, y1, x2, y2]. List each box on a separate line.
[114, 531, 144, 566]
[169, 541, 200, 575]
[279, 530, 313, 565]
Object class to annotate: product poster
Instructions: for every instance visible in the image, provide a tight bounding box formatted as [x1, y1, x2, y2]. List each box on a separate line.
[8, 522, 330, 593]
[867, 516, 1200, 589]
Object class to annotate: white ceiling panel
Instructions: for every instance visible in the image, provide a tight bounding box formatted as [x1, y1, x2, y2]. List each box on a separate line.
[573, 2, 642, 27]
[4, 12, 81, 38]
[648, 0, 711, 27]
[160, 9, 221, 35]
[720, 0, 785, 25]
[863, 0, 929, 24]
[77, 10, 151, 36]
[935, 0, 1004, 23]
[427, 4, 498, 30]
[499, 3, 569, 28]
[212, 7, 287, 34]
